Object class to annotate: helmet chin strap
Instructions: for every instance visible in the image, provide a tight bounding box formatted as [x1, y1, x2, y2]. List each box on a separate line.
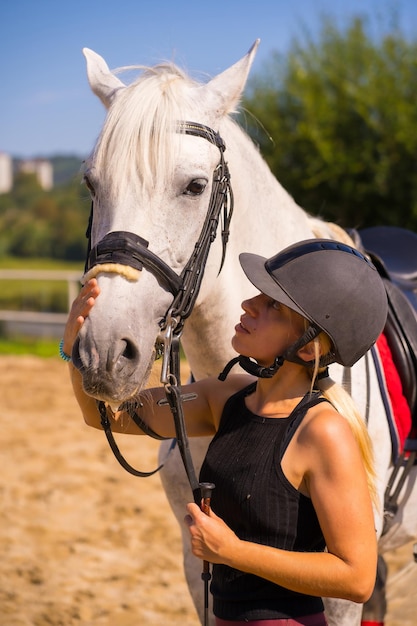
[218, 324, 333, 381]
[218, 354, 285, 380]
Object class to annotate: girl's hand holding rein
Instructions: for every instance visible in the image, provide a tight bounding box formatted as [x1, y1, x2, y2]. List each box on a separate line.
[185, 502, 241, 565]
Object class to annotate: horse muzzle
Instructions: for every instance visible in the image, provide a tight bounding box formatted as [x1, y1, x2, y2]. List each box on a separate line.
[72, 330, 148, 404]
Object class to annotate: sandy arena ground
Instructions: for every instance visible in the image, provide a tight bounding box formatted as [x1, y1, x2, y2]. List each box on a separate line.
[1, 355, 416, 625]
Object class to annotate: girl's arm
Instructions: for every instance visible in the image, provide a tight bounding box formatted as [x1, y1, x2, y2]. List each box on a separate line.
[70, 362, 224, 439]
[64, 279, 251, 439]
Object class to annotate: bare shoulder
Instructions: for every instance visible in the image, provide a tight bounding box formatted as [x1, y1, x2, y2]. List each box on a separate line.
[290, 402, 367, 501]
[193, 372, 254, 396]
[299, 402, 359, 457]
[194, 373, 255, 427]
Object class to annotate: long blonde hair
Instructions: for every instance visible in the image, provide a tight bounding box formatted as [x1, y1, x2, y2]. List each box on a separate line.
[310, 332, 378, 507]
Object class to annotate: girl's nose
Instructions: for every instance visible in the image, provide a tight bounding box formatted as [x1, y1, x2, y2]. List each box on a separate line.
[241, 294, 261, 315]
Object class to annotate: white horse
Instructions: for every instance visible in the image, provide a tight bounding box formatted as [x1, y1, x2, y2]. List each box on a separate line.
[75, 41, 417, 626]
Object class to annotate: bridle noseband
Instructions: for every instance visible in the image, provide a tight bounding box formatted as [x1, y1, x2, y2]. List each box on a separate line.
[83, 121, 233, 503]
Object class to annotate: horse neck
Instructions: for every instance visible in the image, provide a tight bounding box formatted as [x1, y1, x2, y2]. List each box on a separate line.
[225, 122, 313, 253]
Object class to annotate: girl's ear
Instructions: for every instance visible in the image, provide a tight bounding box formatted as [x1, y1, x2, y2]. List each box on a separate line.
[297, 341, 318, 363]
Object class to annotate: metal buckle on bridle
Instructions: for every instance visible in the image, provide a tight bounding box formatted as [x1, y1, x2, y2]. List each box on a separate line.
[157, 308, 201, 498]
[158, 308, 181, 386]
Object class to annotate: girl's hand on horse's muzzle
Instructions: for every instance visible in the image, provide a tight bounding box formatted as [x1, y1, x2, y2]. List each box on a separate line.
[63, 278, 101, 355]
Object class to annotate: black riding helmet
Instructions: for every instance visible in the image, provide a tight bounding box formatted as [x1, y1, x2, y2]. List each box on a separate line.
[219, 239, 388, 380]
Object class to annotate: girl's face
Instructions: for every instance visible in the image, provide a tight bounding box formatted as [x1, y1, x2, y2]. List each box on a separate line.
[232, 293, 306, 366]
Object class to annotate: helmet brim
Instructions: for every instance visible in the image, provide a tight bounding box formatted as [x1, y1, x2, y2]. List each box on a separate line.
[239, 252, 310, 321]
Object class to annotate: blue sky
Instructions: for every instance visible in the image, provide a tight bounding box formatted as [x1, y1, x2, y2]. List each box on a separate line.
[1, 0, 417, 158]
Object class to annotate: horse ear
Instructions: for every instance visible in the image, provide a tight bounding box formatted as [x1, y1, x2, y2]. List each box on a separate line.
[203, 39, 260, 115]
[83, 48, 126, 109]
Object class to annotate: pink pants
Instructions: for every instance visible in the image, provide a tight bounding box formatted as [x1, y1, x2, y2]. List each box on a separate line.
[215, 613, 328, 626]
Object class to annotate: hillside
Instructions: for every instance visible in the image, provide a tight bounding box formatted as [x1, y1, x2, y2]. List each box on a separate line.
[12, 154, 86, 187]
[50, 154, 86, 185]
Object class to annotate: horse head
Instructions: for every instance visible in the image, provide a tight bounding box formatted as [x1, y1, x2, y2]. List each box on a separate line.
[73, 42, 259, 405]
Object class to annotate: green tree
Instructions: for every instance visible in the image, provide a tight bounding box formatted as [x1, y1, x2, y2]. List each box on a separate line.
[51, 183, 91, 260]
[243, 16, 417, 231]
[8, 172, 44, 211]
[0, 171, 90, 261]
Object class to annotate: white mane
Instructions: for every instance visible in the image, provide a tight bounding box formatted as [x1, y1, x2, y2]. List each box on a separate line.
[92, 63, 218, 200]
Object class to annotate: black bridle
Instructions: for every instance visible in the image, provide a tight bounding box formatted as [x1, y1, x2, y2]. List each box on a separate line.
[84, 121, 233, 503]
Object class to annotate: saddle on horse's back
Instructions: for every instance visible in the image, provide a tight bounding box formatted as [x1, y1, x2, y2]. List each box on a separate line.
[351, 226, 417, 428]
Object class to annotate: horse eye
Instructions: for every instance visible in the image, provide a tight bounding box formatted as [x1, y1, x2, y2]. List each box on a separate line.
[184, 179, 207, 196]
[84, 175, 96, 196]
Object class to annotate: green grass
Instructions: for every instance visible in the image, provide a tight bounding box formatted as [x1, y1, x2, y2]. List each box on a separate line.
[0, 336, 60, 357]
[0, 258, 82, 355]
[0, 256, 83, 270]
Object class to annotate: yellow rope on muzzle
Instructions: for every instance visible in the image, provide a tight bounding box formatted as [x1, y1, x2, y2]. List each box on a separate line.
[82, 263, 140, 284]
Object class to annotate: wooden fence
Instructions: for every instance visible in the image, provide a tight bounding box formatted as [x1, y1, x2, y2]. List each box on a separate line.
[0, 269, 82, 338]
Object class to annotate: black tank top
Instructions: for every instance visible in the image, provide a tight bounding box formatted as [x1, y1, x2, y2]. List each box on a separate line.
[199, 382, 327, 621]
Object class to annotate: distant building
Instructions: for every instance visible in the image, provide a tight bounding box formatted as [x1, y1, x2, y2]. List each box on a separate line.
[19, 158, 53, 190]
[0, 152, 13, 193]
[0, 154, 54, 193]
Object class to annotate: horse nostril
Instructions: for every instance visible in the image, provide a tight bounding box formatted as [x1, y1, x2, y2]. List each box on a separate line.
[109, 337, 140, 376]
[71, 336, 83, 371]
[121, 338, 138, 361]
[103, 338, 139, 378]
